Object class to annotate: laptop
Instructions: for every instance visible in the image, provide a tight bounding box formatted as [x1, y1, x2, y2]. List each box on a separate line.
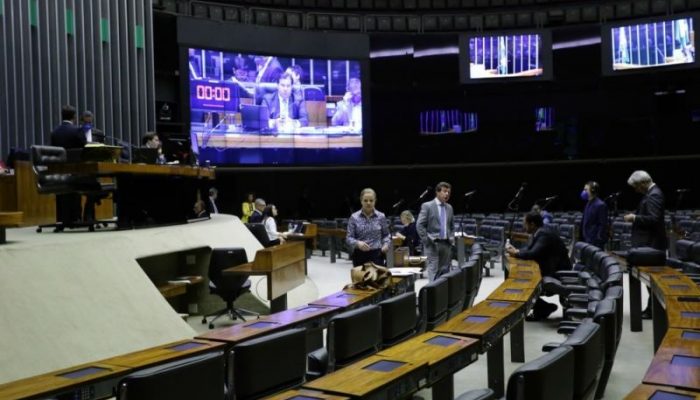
[131, 147, 160, 164]
[241, 104, 270, 132]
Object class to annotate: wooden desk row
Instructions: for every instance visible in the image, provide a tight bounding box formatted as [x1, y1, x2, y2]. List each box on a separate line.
[624, 266, 700, 399]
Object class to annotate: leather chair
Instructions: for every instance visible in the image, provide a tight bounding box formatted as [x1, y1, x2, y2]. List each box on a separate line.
[627, 247, 667, 267]
[416, 277, 449, 333]
[542, 321, 604, 400]
[377, 292, 417, 347]
[456, 346, 575, 400]
[444, 268, 467, 318]
[245, 223, 277, 247]
[202, 248, 258, 328]
[117, 351, 226, 400]
[232, 328, 307, 399]
[668, 239, 695, 267]
[307, 305, 382, 377]
[461, 259, 480, 310]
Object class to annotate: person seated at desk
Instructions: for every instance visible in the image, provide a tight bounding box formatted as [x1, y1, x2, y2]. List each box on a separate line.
[263, 204, 287, 245]
[331, 77, 362, 131]
[193, 199, 209, 219]
[50, 105, 86, 229]
[248, 198, 266, 223]
[262, 72, 308, 132]
[141, 132, 166, 164]
[395, 210, 421, 255]
[505, 211, 572, 321]
[80, 110, 104, 143]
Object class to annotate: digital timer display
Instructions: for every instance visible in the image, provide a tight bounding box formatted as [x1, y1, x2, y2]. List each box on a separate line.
[195, 85, 231, 101]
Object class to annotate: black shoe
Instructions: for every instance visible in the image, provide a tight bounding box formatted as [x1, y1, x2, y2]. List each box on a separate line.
[641, 308, 652, 320]
[526, 303, 558, 321]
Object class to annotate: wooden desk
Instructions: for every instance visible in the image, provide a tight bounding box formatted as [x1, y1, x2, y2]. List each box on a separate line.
[643, 328, 700, 392]
[0, 211, 22, 244]
[377, 332, 480, 400]
[102, 339, 224, 369]
[48, 162, 214, 229]
[624, 384, 700, 399]
[665, 296, 700, 331]
[302, 355, 429, 400]
[0, 361, 129, 400]
[287, 223, 318, 259]
[224, 241, 306, 312]
[264, 389, 351, 400]
[309, 288, 381, 309]
[435, 300, 526, 397]
[628, 266, 688, 333]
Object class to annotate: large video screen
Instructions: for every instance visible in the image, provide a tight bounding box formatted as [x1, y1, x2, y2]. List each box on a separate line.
[609, 17, 695, 71]
[459, 32, 552, 82]
[188, 48, 364, 165]
[419, 110, 477, 135]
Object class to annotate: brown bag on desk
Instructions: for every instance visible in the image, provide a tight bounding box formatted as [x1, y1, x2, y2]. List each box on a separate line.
[348, 262, 392, 290]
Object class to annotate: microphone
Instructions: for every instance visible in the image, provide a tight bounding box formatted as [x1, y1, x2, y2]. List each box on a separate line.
[605, 191, 622, 200]
[544, 195, 558, 201]
[515, 182, 527, 199]
[464, 190, 477, 198]
[418, 186, 432, 199]
[677, 188, 690, 193]
[391, 199, 405, 209]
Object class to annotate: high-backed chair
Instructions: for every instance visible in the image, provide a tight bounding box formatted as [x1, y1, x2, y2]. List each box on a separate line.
[456, 346, 575, 400]
[444, 268, 467, 318]
[202, 248, 258, 328]
[117, 351, 226, 400]
[542, 322, 604, 400]
[416, 277, 449, 333]
[307, 305, 382, 377]
[461, 259, 480, 310]
[245, 223, 277, 247]
[377, 292, 417, 347]
[232, 328, 307, 399]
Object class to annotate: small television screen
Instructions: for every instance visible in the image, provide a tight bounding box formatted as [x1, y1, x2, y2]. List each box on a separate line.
[535, 107, 554, 132]
[419, 110, 478, 135]
[459, 31, 552, 82]
[187, 47, 364, 165]
[609, 17, 695, 71]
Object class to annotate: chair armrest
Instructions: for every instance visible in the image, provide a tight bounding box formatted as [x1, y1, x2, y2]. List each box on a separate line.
[557, 325, 579, 335]
[563, 284, 588, 293]
[565, 308, 590, 320]
[307, 348, 328, 377]
[456, 388, 497, 400]
[542, 342, 562, 352]
[567, 293, 590, 302]
[555, 271, 580, 278]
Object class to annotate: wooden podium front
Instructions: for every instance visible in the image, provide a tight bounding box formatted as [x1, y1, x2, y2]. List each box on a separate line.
[223, 241, 306, 313]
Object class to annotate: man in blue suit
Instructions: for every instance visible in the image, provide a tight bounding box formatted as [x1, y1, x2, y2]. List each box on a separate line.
[50, 105, 86, 229]
[262, 72, 308, 131]
[580, 181, 608, 249]
[417, 182, 454, 281]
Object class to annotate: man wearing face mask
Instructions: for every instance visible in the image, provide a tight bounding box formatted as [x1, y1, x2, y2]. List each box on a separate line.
[580, 181, 608, 249]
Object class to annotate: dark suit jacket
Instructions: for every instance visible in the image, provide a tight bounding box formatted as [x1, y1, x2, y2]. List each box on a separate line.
[515, 226, 572, 277]
[581, 197, 608, 247]
[262, 93, 308, 127]
[51, 122, 86, 149]
[631, 185, 667, 250]
[248, 210, 263, 223]
[399, 222, 421, 255]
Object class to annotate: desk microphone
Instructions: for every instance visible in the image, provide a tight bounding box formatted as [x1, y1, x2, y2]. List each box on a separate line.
[464, 190, 477, 198]
[605, 191, 622, 200]
[515, 182, 527, 200]
[418, 186, 432, 199]
[392, 199, 405, 209]
[544, 195, 558, 201]
[677, 188, 690, 193]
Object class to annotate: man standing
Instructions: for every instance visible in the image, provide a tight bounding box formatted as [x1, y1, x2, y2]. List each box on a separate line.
[248, 198, 266, 223]
[506, 212, 572, 320]
[624, 170, 667, 319]
[50, 105, 86, 229]
[580, 181, 609, 249]
[417, 182, 454, 281]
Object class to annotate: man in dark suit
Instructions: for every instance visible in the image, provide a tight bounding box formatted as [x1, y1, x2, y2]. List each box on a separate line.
[506, 211, 572, 320]
[581, 181, 609, 248]
[417, 182, 454, 281]
[248, 198, 266, 223]
[262, 73, 308, 131]
[624, 170, 667, 319]
[50, 105, 86, 229]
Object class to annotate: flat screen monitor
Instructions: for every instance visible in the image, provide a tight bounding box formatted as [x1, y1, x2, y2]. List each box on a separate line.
[187, 47, 364, 165]
[459, 31, 553, 83]
[419, 110, 477, 135]
[602, 15, 697, 75]
[535, 107, 555, 132]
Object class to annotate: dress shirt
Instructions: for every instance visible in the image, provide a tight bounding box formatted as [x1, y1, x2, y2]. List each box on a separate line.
[346, 209, 390, 250]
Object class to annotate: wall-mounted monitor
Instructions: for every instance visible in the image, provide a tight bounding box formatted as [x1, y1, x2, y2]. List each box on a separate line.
[459, 30, 553, 83]
[419, 110, 477, 135]
[535, 107, 555, 132]
[602, 15, 697, 75]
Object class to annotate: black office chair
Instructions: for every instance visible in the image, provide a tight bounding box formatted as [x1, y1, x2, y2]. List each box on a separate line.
[417, 277, 449, 333]
[542, 321, 604, 400]
[307, 304, 382, 377]
[31, 145, 115, 232]
[232, 328, 307, 400]
[456, 346, 575, 400]
[377, 292, 417, 347]
[461, 259, 480, 310]
[245, 223, 277, 247]
[117, 351, 227, 400]
[444, 268, 467, 318]
[202, 248, 259, 329]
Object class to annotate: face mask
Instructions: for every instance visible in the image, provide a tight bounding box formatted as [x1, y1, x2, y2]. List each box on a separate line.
[82, 123, 92, 131]
[580, 190, 589, 201]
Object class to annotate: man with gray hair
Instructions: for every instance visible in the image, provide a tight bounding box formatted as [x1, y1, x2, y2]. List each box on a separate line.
[248, 198, 266, 223]
[624, 170, 667, 250]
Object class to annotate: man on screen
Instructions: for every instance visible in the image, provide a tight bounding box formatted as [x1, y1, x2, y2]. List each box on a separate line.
[263, 72, 308, 131]
[331, 77, 362, 131]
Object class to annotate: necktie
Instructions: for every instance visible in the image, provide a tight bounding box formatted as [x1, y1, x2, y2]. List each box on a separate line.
[281, 98, 288, 119]
[439, 203, 446, 239]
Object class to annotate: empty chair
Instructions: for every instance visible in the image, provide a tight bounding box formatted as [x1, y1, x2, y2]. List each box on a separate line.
[444, 268, 467, 318]
[456, 346, 575, 400]
[117, 351, 226, 400]
[416, 277, 449, 333]
[668, 239, 695, 267]
[232, 328, 307, 399]
[461, 259, 480, 310]
[307, 305, 382, 377]
[202, 248, 258, 328]
[559, 224, 576, 247]
[627, 247, 667, 267]
[377, 292, 418, 347]
[542, 321, 604, 400]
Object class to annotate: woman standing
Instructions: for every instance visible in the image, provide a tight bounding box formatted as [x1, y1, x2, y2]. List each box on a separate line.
[241, 193, 255, 223]
[346, 188, 390, 266]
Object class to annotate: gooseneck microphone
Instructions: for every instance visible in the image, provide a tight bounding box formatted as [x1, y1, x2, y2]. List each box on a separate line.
[464, 190, 477, 198]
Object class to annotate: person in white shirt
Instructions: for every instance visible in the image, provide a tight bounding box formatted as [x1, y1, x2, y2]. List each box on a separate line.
[262, 204, 287, 244]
